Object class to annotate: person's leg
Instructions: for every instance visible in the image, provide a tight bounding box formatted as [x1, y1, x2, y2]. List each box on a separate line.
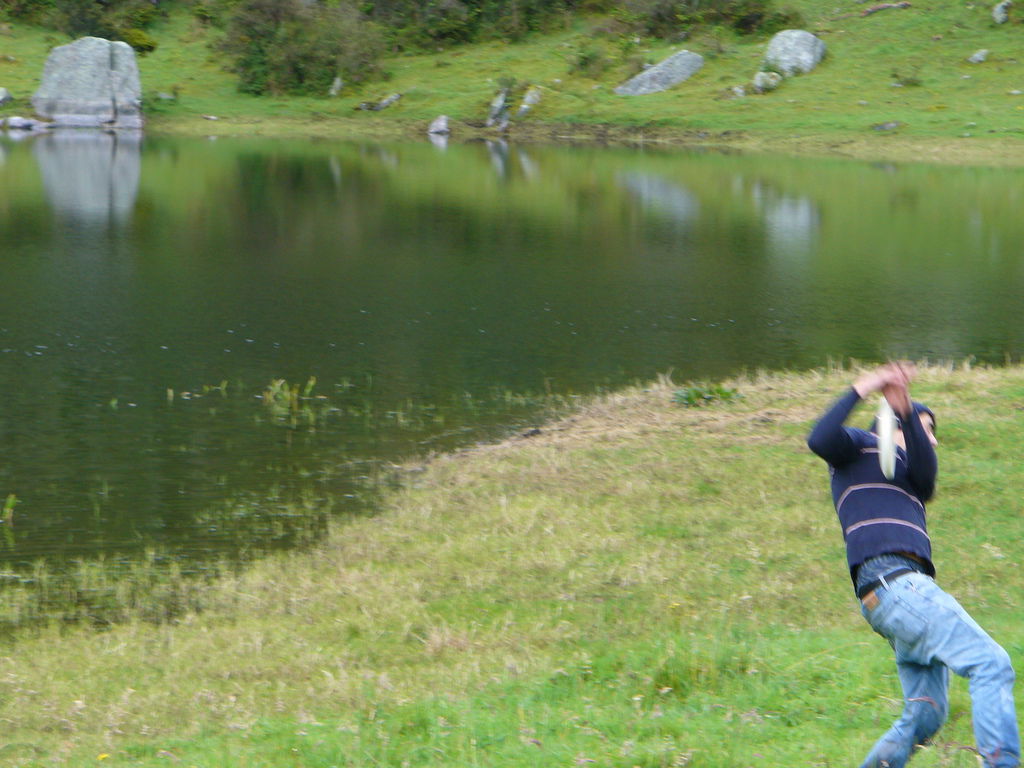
[859, 658, 948, 768]
[864, 573, 1020, 768]
[906, 577, 1019, 767]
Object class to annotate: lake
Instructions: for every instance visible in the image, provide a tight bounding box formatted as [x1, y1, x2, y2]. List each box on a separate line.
[1, 131, 1022, 577]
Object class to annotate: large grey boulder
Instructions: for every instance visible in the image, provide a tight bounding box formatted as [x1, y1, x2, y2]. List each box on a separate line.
[994, 0, 1012, 23]
[614, 50, 704, 96]
[763, 30, 826, 77]
[32, 37, 142, 128]
[0, 87, 12, 106]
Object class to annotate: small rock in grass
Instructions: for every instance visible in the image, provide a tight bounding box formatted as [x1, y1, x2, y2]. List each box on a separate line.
[752, 71, 782, 93]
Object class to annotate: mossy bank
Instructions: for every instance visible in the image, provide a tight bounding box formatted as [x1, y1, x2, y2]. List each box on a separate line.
[5, 1, 1024, 165]
[0, 362, 1022, 766]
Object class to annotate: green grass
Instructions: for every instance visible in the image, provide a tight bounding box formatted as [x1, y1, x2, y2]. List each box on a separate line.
[4, 1, 1024, 162]
[0, 362, 1021, 765]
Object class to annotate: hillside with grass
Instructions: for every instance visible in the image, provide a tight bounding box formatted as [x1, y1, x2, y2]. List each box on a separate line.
[0, 363, 1020, 766]
[3, 0, 1024, 161]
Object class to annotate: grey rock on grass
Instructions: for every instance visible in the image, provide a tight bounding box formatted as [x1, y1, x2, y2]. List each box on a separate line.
[763, 30, 826, 77]
[752, 71, 782, 93]
[486, 89, 508, 127]
[32, 37, 142, 129]
[357, 93, 402, 111]
[614, 50, 704, 96]
[516, 86, 542, 117]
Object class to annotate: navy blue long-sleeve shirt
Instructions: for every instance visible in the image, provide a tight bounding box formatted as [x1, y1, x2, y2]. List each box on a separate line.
[807, 387, 938, 585]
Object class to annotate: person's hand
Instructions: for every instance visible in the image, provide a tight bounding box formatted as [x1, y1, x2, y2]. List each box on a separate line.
[882, 361, 915, 416]
[853, 362, 915, 415]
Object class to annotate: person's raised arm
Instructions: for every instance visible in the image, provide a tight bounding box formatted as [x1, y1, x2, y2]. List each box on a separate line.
[901, 408, 938, 501]
[807, 364, 911, 466]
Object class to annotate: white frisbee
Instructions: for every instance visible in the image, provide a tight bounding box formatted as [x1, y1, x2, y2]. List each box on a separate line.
[876, 397, 896, 480]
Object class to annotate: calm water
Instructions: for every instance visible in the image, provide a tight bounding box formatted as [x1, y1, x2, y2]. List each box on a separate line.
[1, 131, 1023, 573]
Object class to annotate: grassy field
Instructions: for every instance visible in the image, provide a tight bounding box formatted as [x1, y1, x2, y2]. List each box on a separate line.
[4, 1, 1024, 163]
[0, 362, 1021, 765]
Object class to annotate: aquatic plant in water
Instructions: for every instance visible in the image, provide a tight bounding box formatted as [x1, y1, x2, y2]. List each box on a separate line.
[261, 377, 335, 427]
[2, 494, 17, 526]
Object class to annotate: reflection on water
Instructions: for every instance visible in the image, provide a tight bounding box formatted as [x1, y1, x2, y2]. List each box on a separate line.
[763, 196, 818, 255]
[486, 139, 509, 177]
[619, 173, 699, 225]
[749, 181, 820, 258]
[1, 135, 1024, 578]
[517, 148, 539, 180]
[33, 130, 140, 227]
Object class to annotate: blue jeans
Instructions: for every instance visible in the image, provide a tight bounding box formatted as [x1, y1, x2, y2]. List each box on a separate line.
[859, 570, 1020, 767]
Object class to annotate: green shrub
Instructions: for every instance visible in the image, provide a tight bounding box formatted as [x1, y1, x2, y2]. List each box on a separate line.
[620, 0, 678, 37]
[191, 2, 217, 24]
[33, 0, 165, 38]
[51, 0, 111, 37]
[365, 0, 577, 48]
[114, 0, 163, 29]
[220, 0, 298, 94]
[751, 5, 803, 34]
[568, 42, 610, 76]
[221, 0, 384, 96]
[420, 0, 476, 43]
[117, 27, 158, 53]
[618, 0, 799, 39]
[2, 0, 54, 22]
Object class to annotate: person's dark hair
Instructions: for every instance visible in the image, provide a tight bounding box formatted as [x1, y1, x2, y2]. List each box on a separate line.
[909, 401, 936, 433]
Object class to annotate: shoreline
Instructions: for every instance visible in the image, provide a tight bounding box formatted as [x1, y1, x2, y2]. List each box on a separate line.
[139, 113, 1024, 167]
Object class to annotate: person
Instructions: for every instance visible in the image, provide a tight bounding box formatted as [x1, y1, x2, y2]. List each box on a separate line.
[807, 362, 1020, 768]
